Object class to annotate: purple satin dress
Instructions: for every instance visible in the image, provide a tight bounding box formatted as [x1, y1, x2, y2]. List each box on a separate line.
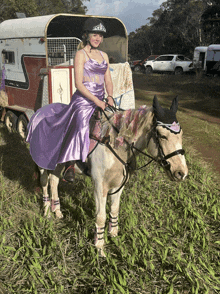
[26, 53, 108, 170]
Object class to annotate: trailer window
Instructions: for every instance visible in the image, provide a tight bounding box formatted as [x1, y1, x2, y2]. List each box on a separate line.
[2, 50, 15, 64]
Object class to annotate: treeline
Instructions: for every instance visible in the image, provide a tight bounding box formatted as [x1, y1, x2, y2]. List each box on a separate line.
[128, 0, 220, 60]
[0, 0, 87, 22]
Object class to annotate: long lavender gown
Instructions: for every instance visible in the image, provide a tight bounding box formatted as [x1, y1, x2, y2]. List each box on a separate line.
[26, 52, 108, 170]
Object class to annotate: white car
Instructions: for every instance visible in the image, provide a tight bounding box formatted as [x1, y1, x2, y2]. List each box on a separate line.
[144, 54, 194, 75]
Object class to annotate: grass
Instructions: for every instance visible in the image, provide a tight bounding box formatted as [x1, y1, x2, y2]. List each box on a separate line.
[0, 74, 220, 293]
[133, 73, 220, 177]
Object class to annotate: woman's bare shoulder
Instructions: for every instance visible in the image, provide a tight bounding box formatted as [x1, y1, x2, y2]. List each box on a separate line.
[75, 49, 86, 63]
[76, 49, 85, 57]
[101, 51, 109, 61]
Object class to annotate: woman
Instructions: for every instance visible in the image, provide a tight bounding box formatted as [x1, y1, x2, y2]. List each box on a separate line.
[26, 18, 114, 182]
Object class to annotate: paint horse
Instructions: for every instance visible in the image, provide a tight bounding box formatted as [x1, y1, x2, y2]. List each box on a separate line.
[39, 96, 188, 256]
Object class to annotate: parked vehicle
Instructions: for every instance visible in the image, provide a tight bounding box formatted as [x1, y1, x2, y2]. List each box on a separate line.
[193, 46, 208, 71]
[144, 54, 194, 75]
[131, 55, 159, 72]
[0, 14, 134, 138]
[129, 59, 141, 70]
[205, 44, 220, 75]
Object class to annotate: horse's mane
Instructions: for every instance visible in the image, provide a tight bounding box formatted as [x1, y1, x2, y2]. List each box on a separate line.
[101, 105, 154, 147]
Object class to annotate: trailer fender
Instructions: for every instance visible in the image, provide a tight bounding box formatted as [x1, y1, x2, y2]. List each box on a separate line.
[3, 106, 34, 139]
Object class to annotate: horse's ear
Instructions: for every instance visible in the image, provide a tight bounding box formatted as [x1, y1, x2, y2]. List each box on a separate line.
[153, 95, 164, 117]
[170, 96, 178, 114]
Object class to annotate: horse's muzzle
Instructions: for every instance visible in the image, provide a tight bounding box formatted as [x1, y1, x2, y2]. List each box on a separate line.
[159, 149, 188, 181]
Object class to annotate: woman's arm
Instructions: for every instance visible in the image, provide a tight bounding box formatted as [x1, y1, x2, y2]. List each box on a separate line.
[74, 50, 106, 110]
[103, 53, 114, 106]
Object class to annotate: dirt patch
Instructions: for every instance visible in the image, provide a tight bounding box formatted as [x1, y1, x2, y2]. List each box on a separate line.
[133, 73, 220, 178]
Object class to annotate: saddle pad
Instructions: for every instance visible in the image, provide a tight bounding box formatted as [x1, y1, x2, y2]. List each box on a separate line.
[88, 119, 102, 156]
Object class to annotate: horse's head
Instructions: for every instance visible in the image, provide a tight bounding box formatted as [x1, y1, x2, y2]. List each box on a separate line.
[149, 95, 188, 181]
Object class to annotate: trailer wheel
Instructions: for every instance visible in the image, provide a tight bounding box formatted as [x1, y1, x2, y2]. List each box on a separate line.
[4, 110, 18, 133]
[17, 114, 28, 139]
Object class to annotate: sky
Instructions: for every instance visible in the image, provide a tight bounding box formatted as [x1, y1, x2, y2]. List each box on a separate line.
[84, 0, 164, 34]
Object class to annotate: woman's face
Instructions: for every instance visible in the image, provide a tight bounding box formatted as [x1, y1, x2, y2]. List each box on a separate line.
[88, 33, 103, 48]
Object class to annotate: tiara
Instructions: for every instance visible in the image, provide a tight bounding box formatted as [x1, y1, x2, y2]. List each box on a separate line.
[93, 23, 106, 32]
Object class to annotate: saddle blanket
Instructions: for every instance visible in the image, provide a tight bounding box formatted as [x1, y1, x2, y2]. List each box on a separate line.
[88, 114, 102, 156]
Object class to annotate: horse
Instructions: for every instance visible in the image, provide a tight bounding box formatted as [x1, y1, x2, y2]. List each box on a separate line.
[38, 95, 188, 256]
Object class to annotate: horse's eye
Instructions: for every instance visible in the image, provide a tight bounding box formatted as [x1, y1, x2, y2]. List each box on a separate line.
[159, 135, 167, 140]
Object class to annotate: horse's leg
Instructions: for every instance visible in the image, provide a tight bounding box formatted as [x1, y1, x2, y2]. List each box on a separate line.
[109, 188, 124, 237]
[49, 165, 64, 219]
[39, 168, 51, 218]
[94, 182, 108, 257]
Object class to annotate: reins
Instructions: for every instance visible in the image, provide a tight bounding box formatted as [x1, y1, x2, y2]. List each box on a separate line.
[96, 103, 157, 195]
[92, 101, 185, 195]
[100, 102, 158, 170]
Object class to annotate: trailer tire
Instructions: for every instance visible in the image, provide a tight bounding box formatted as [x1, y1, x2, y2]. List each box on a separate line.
[17, 114, 28, 139]
[4, 110, 18, 133]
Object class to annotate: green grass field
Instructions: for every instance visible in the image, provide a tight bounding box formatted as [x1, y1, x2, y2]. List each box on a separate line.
[0, 74, 220, 293]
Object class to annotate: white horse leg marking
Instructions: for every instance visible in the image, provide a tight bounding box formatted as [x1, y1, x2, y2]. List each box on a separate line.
[39, 166, 64, 219]
[92, 143, 127, 256]
[109, 188, 124, 237]
[94, 181, 107, 257]
[49, 173, 63, 219]
[92, 146, 115, 256]
[39, 169, 51, 218]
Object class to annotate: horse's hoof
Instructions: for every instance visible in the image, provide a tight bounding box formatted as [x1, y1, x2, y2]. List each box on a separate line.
[44, 212, 51, 219]
[95, 239, 106, 257]
[98, 248, 106, 258]
[55, 211, 64, 219]
[109, 227, 118, 237]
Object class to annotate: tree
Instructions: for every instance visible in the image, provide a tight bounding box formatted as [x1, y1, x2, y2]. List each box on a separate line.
[0, 0, 38, 21]
[35, 0, 88, 16]
[201, 4, 220, 44]
[68, 0, 88, 14]
[128, 25, 154, 60]
[0, 0, 88, 22]
[128, 0, 214, 59]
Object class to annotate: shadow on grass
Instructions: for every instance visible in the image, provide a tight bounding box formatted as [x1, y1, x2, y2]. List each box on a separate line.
[0, 122, 95, 227]
[0, 123, 38, 193]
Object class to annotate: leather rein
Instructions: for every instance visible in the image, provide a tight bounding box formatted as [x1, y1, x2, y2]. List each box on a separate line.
[92, 103, 185, 195]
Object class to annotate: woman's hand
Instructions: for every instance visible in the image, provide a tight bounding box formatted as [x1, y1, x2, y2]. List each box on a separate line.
[107, 96, 114, 106]
[96, 99, 106, 111]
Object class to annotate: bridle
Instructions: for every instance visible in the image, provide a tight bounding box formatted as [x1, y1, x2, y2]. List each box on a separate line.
[93, 103, 185, 195]
[130, 128, 185, 171]
[153, 124, 185, 171]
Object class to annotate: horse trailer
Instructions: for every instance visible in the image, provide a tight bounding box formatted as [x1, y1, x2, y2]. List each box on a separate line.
[205, 44, 220, 75]
[192, 46, 208, 71]
[0, 14, 135, 138]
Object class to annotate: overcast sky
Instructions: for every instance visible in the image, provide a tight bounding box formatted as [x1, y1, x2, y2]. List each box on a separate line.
[84, 0, 163, 34]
